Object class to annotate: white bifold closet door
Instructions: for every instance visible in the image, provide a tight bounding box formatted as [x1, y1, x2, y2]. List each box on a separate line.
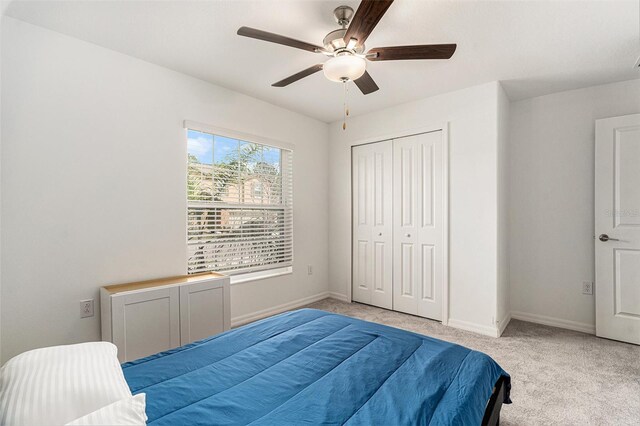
[352, 141, 393, 309]
[352, 131, 445, 321]
[393, 131, 444, 320]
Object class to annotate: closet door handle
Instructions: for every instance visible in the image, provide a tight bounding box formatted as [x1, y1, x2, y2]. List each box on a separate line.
[405, 233, 411, 238]
[378, 232, 383, 236]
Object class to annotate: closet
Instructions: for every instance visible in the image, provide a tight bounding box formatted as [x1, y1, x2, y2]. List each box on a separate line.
[352, 131, 446, 321]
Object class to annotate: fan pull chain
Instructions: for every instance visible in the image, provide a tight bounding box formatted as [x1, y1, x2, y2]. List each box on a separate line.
[342, 79, 350, 130]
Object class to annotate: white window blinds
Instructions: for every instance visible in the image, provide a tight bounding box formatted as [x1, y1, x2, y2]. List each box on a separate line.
[186, 129, 293, 275]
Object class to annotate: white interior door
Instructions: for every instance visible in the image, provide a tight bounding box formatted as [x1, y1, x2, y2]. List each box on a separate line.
[595, 113, 640, 345]
[352, 141, 393, 309]
[393, 131, 445, 320]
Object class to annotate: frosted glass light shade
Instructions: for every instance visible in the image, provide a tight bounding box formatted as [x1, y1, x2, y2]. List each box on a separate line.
[323, 55, 366, 82]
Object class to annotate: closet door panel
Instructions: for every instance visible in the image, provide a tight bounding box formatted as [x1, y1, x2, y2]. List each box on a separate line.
[352, 146, 372, 304]
[352, 141, 392, 309]
[421, 244, 435, 301]
[393, 131, 444, 320]
[415, 132, 444, 320]
[370, 142, 393, 308]
[393, 136, 419, 315]
[421, 142, 435, 228]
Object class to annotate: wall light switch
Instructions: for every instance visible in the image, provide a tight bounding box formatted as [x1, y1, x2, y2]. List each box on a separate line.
[582, 281, 593, 295]
[80, 299, 94, 318]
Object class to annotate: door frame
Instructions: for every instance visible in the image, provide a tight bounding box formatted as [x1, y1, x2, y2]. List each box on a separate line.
[348, 122, 450, 325]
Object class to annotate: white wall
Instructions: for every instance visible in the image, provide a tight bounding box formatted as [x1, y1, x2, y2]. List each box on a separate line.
[0, 2, 9, 360]
[1, 17, 329, 362]
[509, 79, 640, 332]
[329, 81, 505, 335]
[497, 83, 510, 330]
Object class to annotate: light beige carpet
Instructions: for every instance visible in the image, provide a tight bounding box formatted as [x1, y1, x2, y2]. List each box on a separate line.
[303, 298, 640, 425]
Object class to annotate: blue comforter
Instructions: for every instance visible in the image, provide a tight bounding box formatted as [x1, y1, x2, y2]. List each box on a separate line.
[123, 309, 510, 425]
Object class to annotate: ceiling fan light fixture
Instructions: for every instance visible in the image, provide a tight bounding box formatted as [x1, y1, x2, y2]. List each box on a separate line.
[238, 1, 457, 100]
[323, 54, 366, 82]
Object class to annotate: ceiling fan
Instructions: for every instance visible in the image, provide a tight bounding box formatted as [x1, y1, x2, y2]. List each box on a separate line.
[236, 0, 457, 96]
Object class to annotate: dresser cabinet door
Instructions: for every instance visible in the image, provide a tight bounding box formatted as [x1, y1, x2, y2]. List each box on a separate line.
[180, 279, 230, 345]
[111, 287, 180, 362]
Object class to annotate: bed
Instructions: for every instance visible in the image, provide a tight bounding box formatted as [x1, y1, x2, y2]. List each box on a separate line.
[122, 309, 511, 425]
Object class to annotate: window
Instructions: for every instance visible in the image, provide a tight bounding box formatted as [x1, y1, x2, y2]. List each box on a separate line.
[186, 129, 293, 275]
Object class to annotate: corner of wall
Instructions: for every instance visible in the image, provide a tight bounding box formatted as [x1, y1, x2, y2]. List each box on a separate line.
[323, 121, 332, 298]
[448, 318, 503, 338]
[327, 121, 350, 298]
[0, 6, 7, 363]
[496, 81, 511, 331]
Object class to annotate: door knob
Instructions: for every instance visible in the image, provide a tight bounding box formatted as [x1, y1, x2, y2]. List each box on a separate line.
[406, 233, 411, 238]
[599, 234, 620, 242]
[378, 232, 382, 236]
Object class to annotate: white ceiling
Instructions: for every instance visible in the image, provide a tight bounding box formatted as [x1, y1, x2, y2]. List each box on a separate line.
[4, 0, 640, 123]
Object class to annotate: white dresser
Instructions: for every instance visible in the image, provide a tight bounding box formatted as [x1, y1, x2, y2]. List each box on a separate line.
[101, 272, 230, 362]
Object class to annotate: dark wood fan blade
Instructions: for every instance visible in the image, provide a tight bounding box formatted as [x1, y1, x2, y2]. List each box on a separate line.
[368, 44, 457, 61]
[272, 64, 323, 87]
[343, 0, 394, 46]
[237, 27, 323, 53]
[354, 70, 379, 95]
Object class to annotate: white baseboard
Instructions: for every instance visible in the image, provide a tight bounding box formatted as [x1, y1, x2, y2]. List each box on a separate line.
[448, 318, 501, 338]
[327, 292, 350, 302]
[497, 312, 512, 337]
[231, 292, 331, 328]
[511, 311, 595, 335]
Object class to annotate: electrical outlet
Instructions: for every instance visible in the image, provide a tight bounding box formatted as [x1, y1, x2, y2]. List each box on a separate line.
[582, 281, 594, 295]
[307, 265, 313, 275]
[80, 299, 94, 318]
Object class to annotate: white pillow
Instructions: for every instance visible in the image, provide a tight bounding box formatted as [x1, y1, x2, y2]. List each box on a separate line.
[0, 342, 132, 426]
[66, 394, 147, 426]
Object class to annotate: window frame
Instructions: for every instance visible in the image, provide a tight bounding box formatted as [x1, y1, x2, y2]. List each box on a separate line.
[184, 121, 294, 280]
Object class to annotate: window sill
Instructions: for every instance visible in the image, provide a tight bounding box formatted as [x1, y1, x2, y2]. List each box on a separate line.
[229, 266, 293, 285]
